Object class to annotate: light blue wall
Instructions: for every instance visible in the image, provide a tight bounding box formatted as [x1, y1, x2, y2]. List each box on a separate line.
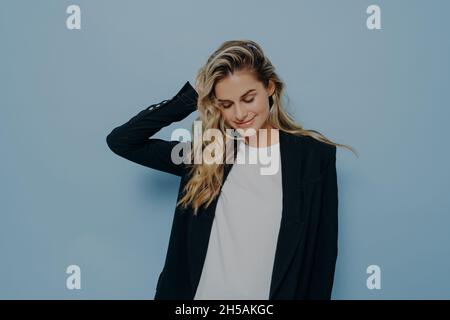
[1, 0, 449, 299]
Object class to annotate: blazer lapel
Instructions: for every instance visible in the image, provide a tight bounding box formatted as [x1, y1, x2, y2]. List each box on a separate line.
[188, 130, 305, 299]
[268, 130, 305, 299]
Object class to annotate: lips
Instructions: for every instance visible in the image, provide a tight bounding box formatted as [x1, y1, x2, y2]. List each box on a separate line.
[235, 117, 255, 127]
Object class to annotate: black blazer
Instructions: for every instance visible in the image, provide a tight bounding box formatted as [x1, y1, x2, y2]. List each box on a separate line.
[106, 81, 339, 300]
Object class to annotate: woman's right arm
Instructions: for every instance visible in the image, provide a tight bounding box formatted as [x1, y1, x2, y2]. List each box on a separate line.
[106, 81, 198, 177]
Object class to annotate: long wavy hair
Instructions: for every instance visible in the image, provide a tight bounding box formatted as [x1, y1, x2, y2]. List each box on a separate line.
[176, 39, 357, 216]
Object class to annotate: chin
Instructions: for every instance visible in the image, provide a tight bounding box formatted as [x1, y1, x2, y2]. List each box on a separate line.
[235, 126, 260, 138]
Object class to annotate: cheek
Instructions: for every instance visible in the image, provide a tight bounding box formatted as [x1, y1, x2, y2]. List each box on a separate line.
[220, 110, 234, 123]
[251, 98, 269, 114]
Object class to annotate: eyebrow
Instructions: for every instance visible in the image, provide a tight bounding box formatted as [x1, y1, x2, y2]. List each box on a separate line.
[216, 89, 256, 102]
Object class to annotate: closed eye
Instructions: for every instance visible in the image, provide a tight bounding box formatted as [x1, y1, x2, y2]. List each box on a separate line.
[221, 98, 255, 109]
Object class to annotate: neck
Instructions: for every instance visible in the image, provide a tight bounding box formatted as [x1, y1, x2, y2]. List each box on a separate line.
[244, 123, 279, 148]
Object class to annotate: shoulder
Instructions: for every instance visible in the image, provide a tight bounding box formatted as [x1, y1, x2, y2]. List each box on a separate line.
[292, 134, 337, 183]
[295, 134, 336, 164]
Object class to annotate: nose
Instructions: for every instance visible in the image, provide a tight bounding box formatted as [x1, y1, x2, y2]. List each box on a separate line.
[234, 103, 248, 122]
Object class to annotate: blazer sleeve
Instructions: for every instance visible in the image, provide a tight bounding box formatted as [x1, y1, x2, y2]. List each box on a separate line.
[106, 81, 198, 176]
[307, 145, 339, 300]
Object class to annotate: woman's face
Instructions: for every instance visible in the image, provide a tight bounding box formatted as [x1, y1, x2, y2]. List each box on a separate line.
[214, 69, 275, 137]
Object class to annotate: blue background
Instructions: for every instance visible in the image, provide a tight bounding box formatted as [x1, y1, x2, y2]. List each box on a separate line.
[1, 0, 449, 299]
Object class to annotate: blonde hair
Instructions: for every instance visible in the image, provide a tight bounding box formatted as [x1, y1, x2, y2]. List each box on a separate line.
[176, 39, 357, 215]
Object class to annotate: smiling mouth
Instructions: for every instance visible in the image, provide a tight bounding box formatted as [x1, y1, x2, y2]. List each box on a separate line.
[235, 117, 255, 126]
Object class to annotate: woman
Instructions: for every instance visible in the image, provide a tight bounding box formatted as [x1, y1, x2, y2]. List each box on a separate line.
[106, 40, 356, 300]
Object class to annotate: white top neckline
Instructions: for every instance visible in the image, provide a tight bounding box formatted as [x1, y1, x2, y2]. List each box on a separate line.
[239, 140, 280, 150]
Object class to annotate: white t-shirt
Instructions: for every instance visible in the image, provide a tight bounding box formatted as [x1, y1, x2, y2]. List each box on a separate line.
[194, 139, 283, 300]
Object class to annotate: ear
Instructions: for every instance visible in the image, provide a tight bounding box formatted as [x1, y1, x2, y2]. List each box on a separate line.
[267, 80, 276, 97]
